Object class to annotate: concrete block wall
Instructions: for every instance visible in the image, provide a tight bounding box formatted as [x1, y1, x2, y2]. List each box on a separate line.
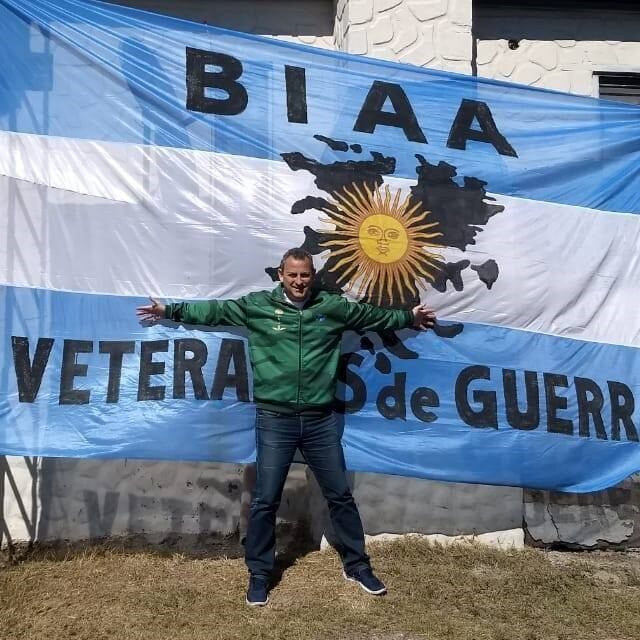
[37, 459, 308, 544]
[307, 470, 524, 549]
[525, 477, 640, 550]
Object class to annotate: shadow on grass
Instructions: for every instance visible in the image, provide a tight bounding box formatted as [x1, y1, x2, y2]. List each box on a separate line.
[271, 520, 320, 588]
[0, 520, 320, 570]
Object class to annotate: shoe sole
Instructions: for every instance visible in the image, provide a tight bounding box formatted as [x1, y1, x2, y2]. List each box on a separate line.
[342, 571, 387, 595]
[245, 596, 269, 606]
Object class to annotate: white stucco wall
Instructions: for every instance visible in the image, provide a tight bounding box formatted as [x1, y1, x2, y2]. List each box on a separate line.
[474, 4, 640, 96]
[335, 0, 472, 72]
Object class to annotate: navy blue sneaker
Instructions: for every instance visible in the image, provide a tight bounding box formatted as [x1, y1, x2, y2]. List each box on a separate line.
[343, 567, 387, 595]
[246, 575, 269, 606]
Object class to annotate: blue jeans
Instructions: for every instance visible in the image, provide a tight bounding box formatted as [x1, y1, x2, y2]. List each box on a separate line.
[244, 408, 370, 578]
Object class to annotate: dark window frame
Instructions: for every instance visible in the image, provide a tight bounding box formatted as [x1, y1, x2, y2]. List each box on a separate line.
[596, 72, 640, 105]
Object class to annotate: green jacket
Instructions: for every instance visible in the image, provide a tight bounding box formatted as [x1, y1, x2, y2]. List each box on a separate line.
[165, 286, 413, 412]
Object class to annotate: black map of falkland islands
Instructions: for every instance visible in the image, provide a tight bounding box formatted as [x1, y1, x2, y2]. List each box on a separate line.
[266, 135, 505, 360]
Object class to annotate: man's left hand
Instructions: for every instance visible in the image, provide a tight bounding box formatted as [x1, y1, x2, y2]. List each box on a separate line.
[411, 304, 436, 331]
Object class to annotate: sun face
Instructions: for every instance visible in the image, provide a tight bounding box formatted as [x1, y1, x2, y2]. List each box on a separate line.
[358, 214, 408, 263]
[318, 182, 443, 306]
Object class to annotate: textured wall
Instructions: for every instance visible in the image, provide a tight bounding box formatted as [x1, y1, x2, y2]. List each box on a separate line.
[34, 459, 307, 544]
[335, 0, 472, 72]
[307, 470, 524, 549]
[474, 5, 640, 96]
[525, 478, 640, 549]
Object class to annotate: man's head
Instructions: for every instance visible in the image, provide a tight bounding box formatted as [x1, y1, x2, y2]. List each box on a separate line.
[278, 248, 315, 302]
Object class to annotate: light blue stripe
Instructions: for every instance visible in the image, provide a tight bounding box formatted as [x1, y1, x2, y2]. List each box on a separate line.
[0, 0, 638, 213]
[0, 285, 638, 492]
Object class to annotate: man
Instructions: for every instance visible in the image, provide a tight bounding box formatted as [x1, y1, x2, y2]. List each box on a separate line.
[137, 248, 436, 606]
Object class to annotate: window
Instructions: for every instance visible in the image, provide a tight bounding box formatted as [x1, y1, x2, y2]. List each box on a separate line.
[597, 73, 640, 105]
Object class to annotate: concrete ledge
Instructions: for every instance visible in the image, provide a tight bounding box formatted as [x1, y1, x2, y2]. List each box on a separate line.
[321, 528, 525, 551]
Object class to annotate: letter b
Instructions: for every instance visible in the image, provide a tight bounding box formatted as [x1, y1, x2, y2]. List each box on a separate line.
[186, 47, 248, 115]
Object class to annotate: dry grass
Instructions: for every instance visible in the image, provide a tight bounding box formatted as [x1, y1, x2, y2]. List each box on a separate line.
[2, 536, 640, 640]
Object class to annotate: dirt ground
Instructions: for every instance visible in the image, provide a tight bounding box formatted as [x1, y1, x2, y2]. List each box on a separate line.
[1, 535, 640, 640]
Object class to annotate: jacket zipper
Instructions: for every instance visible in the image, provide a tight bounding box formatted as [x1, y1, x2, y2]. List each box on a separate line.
[296, 308, 303, 406]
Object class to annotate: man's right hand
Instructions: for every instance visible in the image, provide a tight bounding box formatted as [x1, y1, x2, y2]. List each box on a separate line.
[411, 304, 436, 331]
[136, 297, 166, 324]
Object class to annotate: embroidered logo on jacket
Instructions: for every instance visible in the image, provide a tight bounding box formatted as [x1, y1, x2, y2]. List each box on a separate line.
[273, 308, 286, 332]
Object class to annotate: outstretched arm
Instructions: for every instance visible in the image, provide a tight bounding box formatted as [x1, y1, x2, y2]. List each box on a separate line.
[136, 297, 165, 323]
[136, 297, 248, 327]
[344, 299, 436, 333]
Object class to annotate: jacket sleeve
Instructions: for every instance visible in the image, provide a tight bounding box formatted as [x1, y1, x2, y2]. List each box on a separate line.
[342, 298, 413, 333]
[164, 298, 248, 327]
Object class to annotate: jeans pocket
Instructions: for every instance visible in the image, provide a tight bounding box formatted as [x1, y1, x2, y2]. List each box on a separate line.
[257, 408, 283, 418]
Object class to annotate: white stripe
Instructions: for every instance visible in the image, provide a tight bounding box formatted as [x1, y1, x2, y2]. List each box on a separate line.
[0, 131, 638, 347]
[439, 193, 640, 348]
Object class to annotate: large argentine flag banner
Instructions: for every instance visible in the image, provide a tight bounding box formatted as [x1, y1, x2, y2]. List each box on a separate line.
[0, 0, 639, 492]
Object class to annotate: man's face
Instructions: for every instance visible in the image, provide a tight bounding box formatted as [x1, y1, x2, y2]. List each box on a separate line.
[278, 256, 315, 302]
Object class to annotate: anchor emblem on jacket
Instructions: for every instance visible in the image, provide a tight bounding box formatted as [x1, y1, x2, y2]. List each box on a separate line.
[273, 308, 286, 332]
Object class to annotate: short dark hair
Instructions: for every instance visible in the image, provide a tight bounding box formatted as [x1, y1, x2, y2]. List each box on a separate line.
[279, 247, 315, 271]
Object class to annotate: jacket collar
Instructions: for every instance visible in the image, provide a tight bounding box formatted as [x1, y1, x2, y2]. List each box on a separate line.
[271, 284, 323, 308]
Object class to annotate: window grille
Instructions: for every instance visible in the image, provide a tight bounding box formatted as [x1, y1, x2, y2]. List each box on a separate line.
[597, 73, 640, 105]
